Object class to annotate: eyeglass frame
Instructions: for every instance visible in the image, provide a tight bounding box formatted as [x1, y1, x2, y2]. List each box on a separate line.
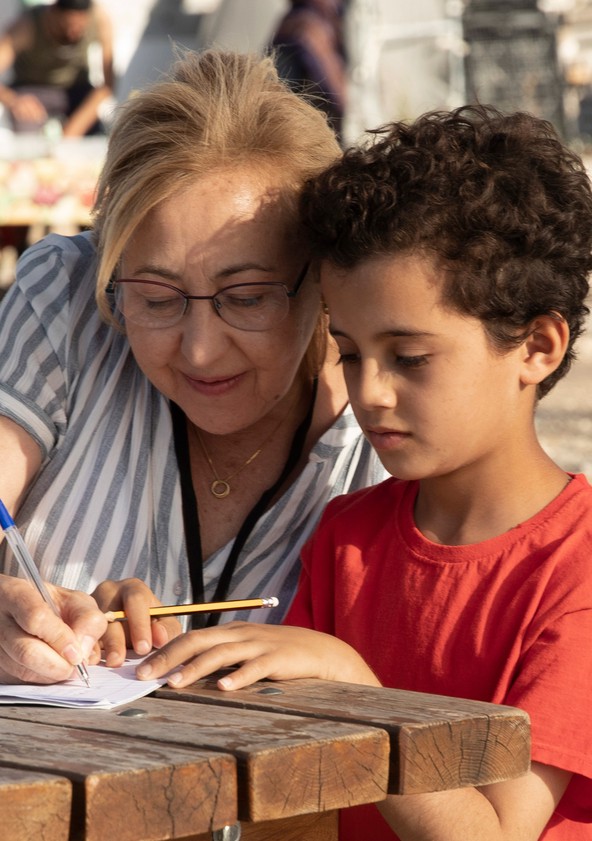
[112, 260, 311, 331]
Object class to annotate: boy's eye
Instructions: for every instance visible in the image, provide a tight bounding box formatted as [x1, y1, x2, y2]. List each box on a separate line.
[337, 353, 429, 367]
[336, 352, 359, 365]
[396, 355, 428, 368]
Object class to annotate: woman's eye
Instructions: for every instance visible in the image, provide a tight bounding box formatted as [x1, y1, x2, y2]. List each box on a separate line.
[225, 293, 264, 309]
[143, 296, 180, 310]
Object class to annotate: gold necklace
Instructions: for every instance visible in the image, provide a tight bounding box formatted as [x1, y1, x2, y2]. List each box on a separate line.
[193, 401, 299, 499]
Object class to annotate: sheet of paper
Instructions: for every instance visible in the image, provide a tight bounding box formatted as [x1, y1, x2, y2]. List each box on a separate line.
[0, 654, 166, 709]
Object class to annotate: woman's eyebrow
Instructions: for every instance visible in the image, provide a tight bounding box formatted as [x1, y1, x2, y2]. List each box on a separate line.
[125, 262, 277, 282]
[215, 263, 278, 280]
[124, 264, 180, 281]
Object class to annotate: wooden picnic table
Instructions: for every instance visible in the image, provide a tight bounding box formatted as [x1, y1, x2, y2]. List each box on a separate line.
[0, 675, 530, 841]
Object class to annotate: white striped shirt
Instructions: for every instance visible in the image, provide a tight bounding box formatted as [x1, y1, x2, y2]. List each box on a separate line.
[0, 232, 388, 623]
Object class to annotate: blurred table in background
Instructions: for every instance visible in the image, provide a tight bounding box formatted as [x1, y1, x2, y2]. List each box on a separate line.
[0, 132, 107, 295]
[0, 132, 106, 229]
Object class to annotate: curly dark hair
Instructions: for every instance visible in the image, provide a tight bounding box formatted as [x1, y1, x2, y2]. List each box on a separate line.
[300, 104, 592, 397]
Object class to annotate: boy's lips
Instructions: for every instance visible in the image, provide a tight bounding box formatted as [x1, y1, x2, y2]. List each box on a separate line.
[365, 425, 411, 450]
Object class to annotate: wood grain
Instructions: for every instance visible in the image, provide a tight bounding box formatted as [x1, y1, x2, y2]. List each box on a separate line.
[0, 716, 236, 841]
[155, 677, 531, 794]
[0, 768, 72, 841]
[0, 697, 388, 823]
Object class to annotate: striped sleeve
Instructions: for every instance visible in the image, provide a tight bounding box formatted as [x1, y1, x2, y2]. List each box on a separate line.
[0, 233, 98, 458]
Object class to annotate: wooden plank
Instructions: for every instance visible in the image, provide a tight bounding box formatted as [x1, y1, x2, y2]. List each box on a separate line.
[0, 699, 389, 823]
[188, 811, 338, 841]
[0, 717, 236, 841]
[0, 768, 72, 841]
[155, 677, 531, 795]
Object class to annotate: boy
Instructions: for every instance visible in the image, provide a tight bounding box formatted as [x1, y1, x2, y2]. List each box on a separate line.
[138, 105, 592, 840]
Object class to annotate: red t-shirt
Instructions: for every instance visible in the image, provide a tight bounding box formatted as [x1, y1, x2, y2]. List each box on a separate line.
[286, 474, 592, 840]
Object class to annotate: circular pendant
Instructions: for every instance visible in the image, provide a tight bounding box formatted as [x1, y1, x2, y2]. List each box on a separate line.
[211, 479, 231, 499]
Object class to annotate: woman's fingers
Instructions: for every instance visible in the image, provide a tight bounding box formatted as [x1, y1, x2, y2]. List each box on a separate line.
[93, 578, 182, 665]
[0, 576, 106, 684]
[0, 615, 78, 684]
[150, 616, 183, 649]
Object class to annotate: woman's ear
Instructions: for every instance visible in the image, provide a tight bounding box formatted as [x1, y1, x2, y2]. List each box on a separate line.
[519, 313, 569, 386]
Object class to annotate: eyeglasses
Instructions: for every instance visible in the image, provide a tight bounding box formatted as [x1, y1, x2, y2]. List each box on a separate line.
[113, 262, 310, 331]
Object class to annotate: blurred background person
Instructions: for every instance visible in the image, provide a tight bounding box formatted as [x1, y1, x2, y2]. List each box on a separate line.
[0, 0, 114, 137]
[269, 0, 347, 142]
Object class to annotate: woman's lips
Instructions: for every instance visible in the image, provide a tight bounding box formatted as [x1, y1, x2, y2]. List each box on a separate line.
[182, 372, 244, 396]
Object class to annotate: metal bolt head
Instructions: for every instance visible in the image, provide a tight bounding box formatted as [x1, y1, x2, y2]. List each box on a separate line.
[212, 823, 241, 841]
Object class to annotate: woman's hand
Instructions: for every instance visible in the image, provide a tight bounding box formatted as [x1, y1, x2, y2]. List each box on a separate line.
[135, 621, 381, 690]
[0, 574, 107, 685]
[92, 578, 183, 668]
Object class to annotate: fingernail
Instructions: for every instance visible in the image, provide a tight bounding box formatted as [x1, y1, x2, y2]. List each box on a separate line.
[136, 639, 150, 656]
[80, 635, 96, 659]
[167, 672, 182, 686]
[136, 662, 152, 679]
[62, 643, 82, 665]
[105, 651, 121, 668]
[218, 675, 233, 690]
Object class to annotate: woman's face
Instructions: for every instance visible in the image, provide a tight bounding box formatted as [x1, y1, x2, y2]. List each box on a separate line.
[119, 167, 320, 435]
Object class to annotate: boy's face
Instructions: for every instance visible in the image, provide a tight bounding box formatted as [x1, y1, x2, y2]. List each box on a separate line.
[321, 251, 529, 482]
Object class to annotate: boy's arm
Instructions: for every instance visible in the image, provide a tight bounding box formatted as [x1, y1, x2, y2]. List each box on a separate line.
[135, 623, 574, 840]
[378, 761, 571, 841]
[135, 622, 381, 687]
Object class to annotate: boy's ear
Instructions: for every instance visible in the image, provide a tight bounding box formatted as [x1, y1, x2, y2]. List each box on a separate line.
[519, 313, 569, 386]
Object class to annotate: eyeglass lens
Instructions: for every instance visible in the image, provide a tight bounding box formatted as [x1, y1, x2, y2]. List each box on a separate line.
[115, 281, 291, 331]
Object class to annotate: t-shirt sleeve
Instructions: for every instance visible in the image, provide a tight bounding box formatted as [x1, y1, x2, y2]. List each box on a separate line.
[0, 235, 88, 459]
[502, 547, 592, 822]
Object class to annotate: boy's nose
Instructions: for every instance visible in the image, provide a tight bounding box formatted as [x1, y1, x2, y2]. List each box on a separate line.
[355, 363, 397, 411]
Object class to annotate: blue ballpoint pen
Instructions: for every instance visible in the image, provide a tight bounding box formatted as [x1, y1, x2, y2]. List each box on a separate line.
[0, 499, 90, 687]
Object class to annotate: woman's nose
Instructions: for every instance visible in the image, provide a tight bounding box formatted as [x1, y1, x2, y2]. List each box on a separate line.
[179, 300, 232, 364]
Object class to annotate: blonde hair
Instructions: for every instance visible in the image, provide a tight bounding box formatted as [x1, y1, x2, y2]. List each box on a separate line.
[93, 48, 341, 336]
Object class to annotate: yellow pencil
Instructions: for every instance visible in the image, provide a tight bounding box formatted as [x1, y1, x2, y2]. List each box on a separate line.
[104, 596, 279, 622]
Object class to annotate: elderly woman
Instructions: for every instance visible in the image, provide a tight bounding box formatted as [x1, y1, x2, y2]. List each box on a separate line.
[0, 49, 386, 684]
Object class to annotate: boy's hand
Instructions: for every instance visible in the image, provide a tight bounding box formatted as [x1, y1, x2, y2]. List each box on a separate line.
[135, 622, 381, 689]
[92, 578, 183, 668]
[0, 574, 106, 684]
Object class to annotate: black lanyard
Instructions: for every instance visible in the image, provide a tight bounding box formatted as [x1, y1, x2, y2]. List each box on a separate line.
[171, 379, 317, 628]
